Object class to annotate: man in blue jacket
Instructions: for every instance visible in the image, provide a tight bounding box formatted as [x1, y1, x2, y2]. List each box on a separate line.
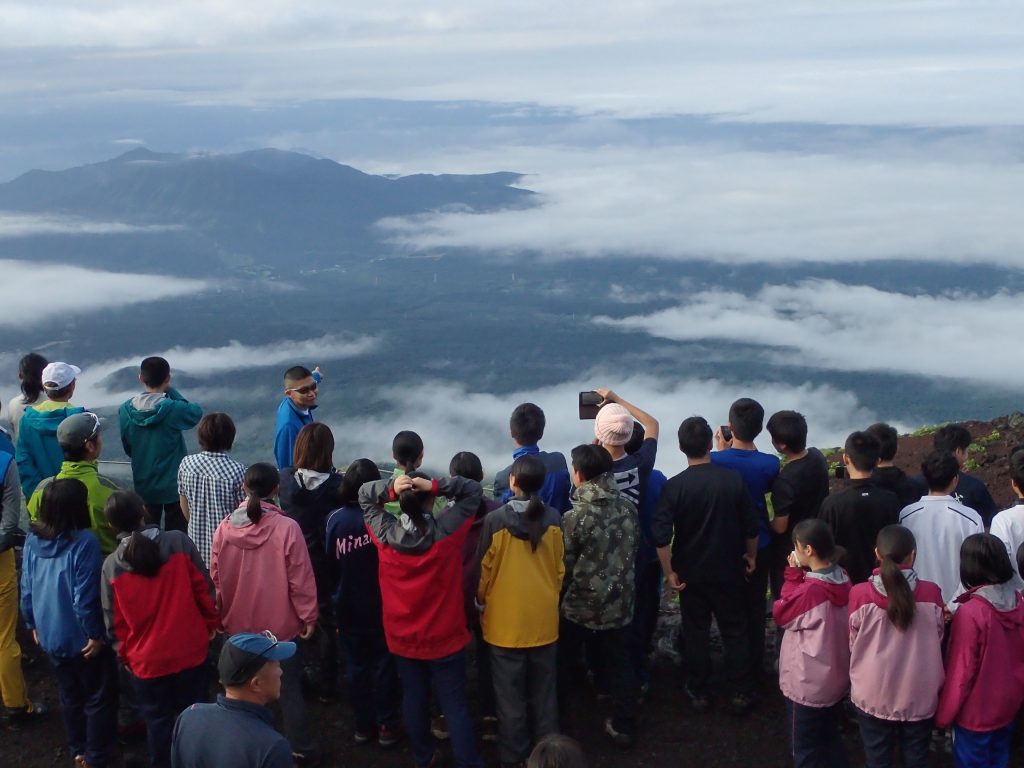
[16, 362, 85, 498]
[274, 366, 322, 469]
[119, 357, 202, 532]
[172, 632, 296, 768]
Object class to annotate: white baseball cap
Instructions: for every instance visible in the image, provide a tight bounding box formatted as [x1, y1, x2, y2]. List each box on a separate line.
[41, 362, 82, 390]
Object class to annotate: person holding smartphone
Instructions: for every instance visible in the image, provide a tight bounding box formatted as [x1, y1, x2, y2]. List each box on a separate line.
[591, 389, 659, 515]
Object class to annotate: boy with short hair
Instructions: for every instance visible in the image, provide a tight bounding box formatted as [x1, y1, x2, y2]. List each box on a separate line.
[119, 357, 203, 532]
[492, 403, 571, 513]
[917, 425, 998, 527]
[899, 450, 984, 603]
[818, 431, 901, 585]
[273, 366, 322, 470]
[16, 361, 85, 498]
[866, 422, 920, 508]
[990, 449, 1024, 581]
[710, 397, 779, 677]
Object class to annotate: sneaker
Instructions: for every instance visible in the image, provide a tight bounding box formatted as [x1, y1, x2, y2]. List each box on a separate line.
[378, 724, 401, 748]
[603, 717, 634, 749]
[729, 692, 754, 716]
[74, 757, 93, 768]
[292, 750, 322, 767]
[430, 715, 449, 741]
[684, 686, 710, 713]
[481, 715, 498, 743]
[4, 700, 49, 724]
[353, 729, 374, 745]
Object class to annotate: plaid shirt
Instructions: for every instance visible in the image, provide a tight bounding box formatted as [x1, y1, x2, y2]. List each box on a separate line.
[178, 451, 246, 568]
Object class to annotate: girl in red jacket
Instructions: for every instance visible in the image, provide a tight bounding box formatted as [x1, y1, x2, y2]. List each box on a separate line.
[936, 533, 1024, 768]
[99, 491, 218, 768]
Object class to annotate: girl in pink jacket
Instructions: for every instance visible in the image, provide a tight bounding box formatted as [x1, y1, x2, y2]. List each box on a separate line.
[936, 533, 1024, 768]
[211, 462, 319, 765]
[849, 525, 945, 768]
[772, 519, 852, 768]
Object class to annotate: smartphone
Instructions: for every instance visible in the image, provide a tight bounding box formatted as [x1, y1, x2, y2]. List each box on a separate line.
[834, 463, 845, 480]
[721, 425, 732, 443]
[579, 391, 603, 420]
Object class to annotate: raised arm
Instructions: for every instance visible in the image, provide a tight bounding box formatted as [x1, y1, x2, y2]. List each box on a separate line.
[434, 476, 483, 537]
[360, 478, 399, 544]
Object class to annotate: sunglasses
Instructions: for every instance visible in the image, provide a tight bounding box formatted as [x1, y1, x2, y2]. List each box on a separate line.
[286, 383, 318, 395]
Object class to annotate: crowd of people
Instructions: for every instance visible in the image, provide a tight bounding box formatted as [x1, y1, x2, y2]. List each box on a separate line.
[1, 352, 1024, 768]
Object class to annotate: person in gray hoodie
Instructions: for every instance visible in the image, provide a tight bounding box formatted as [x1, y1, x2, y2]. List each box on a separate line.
[118, 357, 202, 532]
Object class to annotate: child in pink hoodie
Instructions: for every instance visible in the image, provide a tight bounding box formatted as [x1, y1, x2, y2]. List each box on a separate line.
[211, 462, 319, 765]
[936, 533, 1024, 768]
[772, 519, 852, 768]
[849, 525, 945, 768]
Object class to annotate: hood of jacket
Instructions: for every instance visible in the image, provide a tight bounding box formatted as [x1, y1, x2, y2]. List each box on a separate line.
[805, 563, 852, 605]
[869, 566, 920, 596]
[20, 404, 85, 436]
[957, 582, 1024, 626]
[498, 498, 553, 542]
[124, 392, 175, 427]
[110, 525, 160, 571]
[219, 503, 280, 550]
[35, 532, 75, 559]
[572, 472, 621, 507]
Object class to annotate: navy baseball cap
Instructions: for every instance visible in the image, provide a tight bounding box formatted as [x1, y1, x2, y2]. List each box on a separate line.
[218, 631, 296, 686]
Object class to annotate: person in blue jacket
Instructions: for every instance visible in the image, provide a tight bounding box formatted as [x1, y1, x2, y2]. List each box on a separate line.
[21, 477, 117, 768]
[16, 361, 85, 498]
[492, 403, 571, 513]
[274, 366, 322, 469]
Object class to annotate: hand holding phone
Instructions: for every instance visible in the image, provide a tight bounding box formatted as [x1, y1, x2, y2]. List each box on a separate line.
[579, 391, 603, 420]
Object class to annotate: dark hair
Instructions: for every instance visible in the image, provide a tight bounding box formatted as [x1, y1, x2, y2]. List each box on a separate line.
[338, 458, 381, 508]
[921, 450, 959, 492]
[46, 382, 74, 400]
[140, 356, 170, 388]
[104, 491, 162, 578]
[875, 525, 917, 631]
[510, 403, 545, 445]
[31, 478, 90, 540]
[866, 422, 899, 462]
[570, 444, 613, 482]
[766, 410, 808, 453]
[510, 454, 547, 552]
[449, 452, 484, 482]
[62, 436, 98, 463]
[392, 430, 424, 469]
[18, 353, 48, 404]
[844, 431, 881, 472]
[677, 416, 713, 459]
[933, 424, 972, 454]
[198, 412, 236, 452]
[283, 365, 313, 386]
[1011, 449, 1024, 493]
[792, 518, 837, 562]
[624, 421, 646, 456]
[728, 398, 765, 442]
[527, 734, 588, 768]
[960, 533, 1014, 589]
[292, 423, 334, 472]
[398, 470, 434, 535]
[1017, 541, 1024, 585]
[243, 463, 279, 524]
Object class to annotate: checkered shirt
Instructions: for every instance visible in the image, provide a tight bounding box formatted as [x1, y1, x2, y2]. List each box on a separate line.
[178, 451, 246, 568]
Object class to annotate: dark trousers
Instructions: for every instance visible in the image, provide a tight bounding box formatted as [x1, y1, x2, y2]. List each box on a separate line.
[744, 553, 770, 676]
[277, 650, 315, 755]
[339, 628, 400, 733]
[50, 646, 119, 768]
[471, 624, 496, 718]
[786, 698, 848, 768]
[558, 618, 637, 735]
[132, 663, 208, 768]
[855, 708, 932, 768]
[631, 560, 662, 683]
[145, 502, 186, 533]
[952, 723, 1014, 768]
[394, 651, 482, 768]
[298, 610, 340, 699]
[678, 582, 751, 697]
[489, 643, 558, 764]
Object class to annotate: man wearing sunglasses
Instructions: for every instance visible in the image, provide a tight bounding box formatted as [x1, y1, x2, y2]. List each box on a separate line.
[172, 632, 296, 768]
[273, 366, 323, 470]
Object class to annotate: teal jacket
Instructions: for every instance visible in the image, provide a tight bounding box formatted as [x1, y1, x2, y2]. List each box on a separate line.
[119, 388, 202, 504]
[16, 403, 85, 498]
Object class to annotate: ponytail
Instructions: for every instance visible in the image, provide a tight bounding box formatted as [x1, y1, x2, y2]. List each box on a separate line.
[243, 463, 280, 525]
[875, 525, 917, 631]
[399, 470, 432, 535]
[510, 454, 547, 552]
[104, 491, 162, 578]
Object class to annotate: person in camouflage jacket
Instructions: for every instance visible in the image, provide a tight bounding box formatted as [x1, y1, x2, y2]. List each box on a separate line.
[558, 444, 640, 748]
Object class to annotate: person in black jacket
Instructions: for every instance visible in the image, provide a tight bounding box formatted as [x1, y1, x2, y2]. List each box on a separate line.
[278, 423, 343, 702]
[911, 424, 998, 527]
[866, 422, 922, 508]
[817, 431, 900, 584]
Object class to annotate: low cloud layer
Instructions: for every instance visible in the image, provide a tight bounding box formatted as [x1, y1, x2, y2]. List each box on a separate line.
[0, 259, 209, 327]
[597, 280, 1024, 388]
[380, 144, 1024, 268]
[0, 212, 180, 238]
[329, 374, 877, 477]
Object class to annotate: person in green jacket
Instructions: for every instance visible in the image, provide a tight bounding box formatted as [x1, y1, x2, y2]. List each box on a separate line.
[118, 357, 203, 533]
[28, 412, 119, 555]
